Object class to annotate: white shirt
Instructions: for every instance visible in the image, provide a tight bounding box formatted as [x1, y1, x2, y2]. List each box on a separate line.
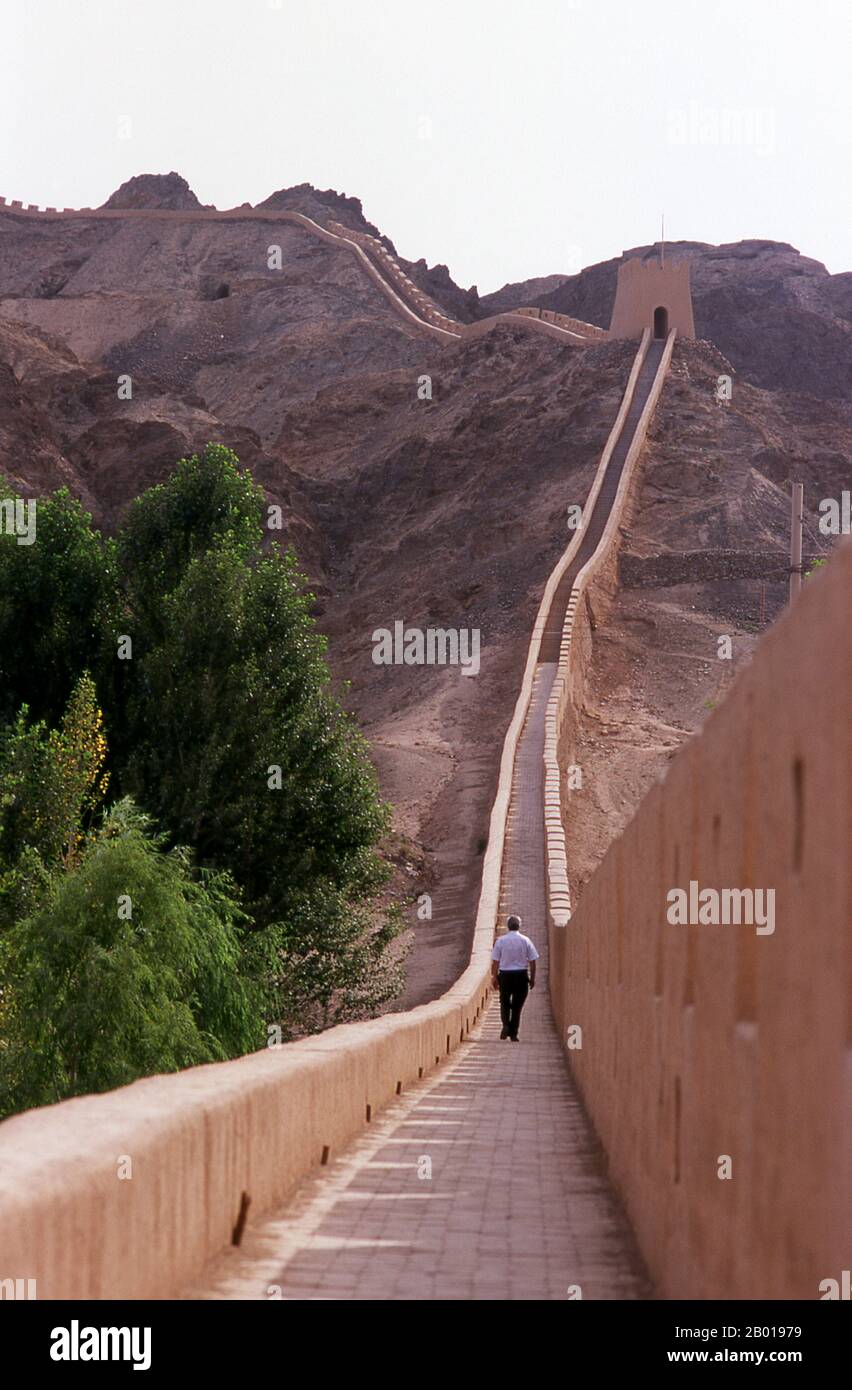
[492, 931, 539, 971]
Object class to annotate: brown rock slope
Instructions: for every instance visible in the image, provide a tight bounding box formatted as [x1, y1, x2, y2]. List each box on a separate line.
[562, 336, 851, 901]
[484, 239, 852, 401]
[0, 175, 849, 1004]
[102, 172, 208, 212]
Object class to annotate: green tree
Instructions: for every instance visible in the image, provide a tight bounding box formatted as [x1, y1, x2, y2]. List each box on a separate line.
[0, 674, 109, 927]
[118, 443, 265, 641]
[117, 453, 407, 1025]
[0, 481, 119, 727]
[0, 800, 263, 1116]
[122, 540, 394, 933]
[0, 444, 406, 1054]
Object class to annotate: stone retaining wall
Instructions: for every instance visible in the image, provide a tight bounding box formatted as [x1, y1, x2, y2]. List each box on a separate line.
[547, 543, 851, 1298]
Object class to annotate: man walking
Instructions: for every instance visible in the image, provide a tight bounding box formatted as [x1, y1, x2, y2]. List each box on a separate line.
[491, 915, 539, 1041]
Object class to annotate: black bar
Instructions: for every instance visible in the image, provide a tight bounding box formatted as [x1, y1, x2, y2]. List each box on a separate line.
[2, 1298, 846, 1377]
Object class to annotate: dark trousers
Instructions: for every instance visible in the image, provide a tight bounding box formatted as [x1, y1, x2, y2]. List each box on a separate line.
[498, 970, 529, 1039]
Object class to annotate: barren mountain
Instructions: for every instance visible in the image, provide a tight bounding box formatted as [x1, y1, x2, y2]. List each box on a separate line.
[0, 173, 848, 1002]
[102, 172, 209, 212]
[488, 239, 852, 401]
[479, 273, 570, 312]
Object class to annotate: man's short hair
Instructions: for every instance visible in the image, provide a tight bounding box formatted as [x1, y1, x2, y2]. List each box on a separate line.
[506, 915, 522, 931]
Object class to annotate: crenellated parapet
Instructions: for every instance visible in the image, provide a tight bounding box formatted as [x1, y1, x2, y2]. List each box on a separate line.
[0, 196, 68, 216]
[0, 193, 607, 345]
[327, 219, 461, 334]
[511, 304, 608, 341]
[609, 254, 695, 339]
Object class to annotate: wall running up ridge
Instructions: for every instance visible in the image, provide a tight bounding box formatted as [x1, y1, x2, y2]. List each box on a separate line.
[543, 331, 676, 924]
[549, 543, 851, 1300]
[0, 319, 653, 1302]
[0, 196, 606, 345]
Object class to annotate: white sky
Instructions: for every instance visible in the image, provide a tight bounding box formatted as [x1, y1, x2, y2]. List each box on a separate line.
[1, 0, 849, 292]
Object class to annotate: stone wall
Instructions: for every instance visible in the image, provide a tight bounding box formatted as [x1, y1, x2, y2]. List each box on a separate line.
[510, 304, 608, 341]
[609, 256, 696, 340]
[549, 543, 851, 1299]
[543, 330, 676, 928]
[0, 196, 604, 345]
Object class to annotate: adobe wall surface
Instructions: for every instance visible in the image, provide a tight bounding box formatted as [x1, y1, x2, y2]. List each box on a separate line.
[609, 257, 696, 340]
[0, 972, 493, 1299]
[493, 305, 608, 342]
[548, 543, 851, 1299]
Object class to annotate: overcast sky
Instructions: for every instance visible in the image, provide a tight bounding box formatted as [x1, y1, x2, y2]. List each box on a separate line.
[1, 0, 849, 292]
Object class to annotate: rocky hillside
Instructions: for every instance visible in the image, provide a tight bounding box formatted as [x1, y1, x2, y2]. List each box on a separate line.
[478, 273, 570, 313]
[256, 182, 482, 321]
[102, 171, 209, 211]
[0, 172, 849, 1002]
[484, 240, 852, 401]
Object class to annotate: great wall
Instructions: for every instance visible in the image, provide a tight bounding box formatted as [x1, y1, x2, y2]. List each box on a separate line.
[0, 195, 608, 346]
[0, 195, 847, 1301]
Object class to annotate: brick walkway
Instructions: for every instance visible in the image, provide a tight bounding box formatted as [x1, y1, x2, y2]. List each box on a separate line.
[183, 666, 649, 1300]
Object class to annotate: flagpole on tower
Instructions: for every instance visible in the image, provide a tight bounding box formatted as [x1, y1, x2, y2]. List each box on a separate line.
[660, 213, 665, 267]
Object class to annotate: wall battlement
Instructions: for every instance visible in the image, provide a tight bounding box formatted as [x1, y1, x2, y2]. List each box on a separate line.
[609, 254, 696, 340]
[0, 193, 605, 344]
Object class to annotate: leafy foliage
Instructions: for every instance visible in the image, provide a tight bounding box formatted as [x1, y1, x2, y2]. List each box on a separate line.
[117, 444, 265, 641]
[266, 893, 406, 1039]
[121, 542, 391, 932]
[0, 482, 118, 727]
[0, 674, 109, 925]
[0, 444, 406, 1117]
[0, 801, 263, 1116]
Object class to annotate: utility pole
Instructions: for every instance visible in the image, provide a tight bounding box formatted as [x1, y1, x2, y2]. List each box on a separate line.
[789, 482, 804, 604]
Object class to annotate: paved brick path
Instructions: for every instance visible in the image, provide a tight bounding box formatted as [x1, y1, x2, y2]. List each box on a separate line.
[183, 666, 649, 1300]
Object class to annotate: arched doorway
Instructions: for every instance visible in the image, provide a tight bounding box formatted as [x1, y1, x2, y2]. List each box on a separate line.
[653, 305, 669, 339]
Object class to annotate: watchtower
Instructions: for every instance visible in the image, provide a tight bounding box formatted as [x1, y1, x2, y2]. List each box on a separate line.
[608, 253, 695, 340]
